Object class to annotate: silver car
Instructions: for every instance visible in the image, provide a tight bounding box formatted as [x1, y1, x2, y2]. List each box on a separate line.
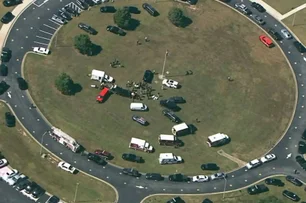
[251, 14, 265, 25]
[281, 29, 292, 39]
[51, 15, 66, 25]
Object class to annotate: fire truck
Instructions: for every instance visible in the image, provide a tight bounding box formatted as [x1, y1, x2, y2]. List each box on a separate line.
[49, 127, 81, 153]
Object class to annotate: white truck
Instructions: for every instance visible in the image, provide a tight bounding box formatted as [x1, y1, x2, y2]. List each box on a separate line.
[90, 69, 114, 83]
[49, 127, 81, 153]
[159, 153, 183, 164]
[129, 137, 154, 153]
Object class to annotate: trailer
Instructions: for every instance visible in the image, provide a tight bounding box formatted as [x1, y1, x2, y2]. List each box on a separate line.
[49, 127, 81, 153]
[129, 137, 153, 153]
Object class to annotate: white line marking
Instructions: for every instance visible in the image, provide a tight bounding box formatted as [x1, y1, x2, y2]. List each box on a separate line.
[43, 24, 57, 30]
[36, 35, 51, 40]
[34, 41, 49, 46]
[39, 30, 53, 36]
[48, 19, 61, 26]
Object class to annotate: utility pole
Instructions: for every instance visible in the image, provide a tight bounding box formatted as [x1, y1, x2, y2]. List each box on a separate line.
[292, 7, 297, 27]
[40, 131, 48, 155]
[222, 177, 227, 201]
[73, 183, 79, 203]
[159, 50, 169, 80]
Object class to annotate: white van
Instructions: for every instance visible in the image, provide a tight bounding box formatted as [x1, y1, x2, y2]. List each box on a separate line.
[172, 123, 190, 136]
[158, 134, 182, 147]
[158, 153, 183, 165]
[130, 103, 148, 111]
[207, 133, 230, 147]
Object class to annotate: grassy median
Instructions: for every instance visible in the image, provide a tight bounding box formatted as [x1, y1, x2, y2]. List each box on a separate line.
[263, 0, 306, 14]
[283, 8, 306, 45]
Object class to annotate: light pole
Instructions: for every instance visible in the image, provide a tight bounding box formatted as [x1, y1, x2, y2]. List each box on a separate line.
[292, 7, 297, 26]
[222, 176, 227, 201]
[159, 50, 169, 80]
[73, 183, 79, 203]
[39, 131, 48, 155]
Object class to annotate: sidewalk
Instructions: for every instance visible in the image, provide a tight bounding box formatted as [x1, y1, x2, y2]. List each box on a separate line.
[249, 0, 283, 20]
[0, 0, 33, 50]
[281, 3, 306, 20]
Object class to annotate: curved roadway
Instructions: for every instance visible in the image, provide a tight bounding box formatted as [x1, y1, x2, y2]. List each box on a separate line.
[1, 0, 306, 202]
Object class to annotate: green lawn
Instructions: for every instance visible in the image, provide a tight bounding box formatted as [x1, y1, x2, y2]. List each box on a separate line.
[263, 0, 306, 14]
[283, 8, 306, 45]
[0, 103, 116, 202]
[143, 176, 306, 203]
[24, 0, 295, 175]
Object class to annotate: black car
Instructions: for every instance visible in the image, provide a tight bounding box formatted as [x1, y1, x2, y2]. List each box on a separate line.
[84, 0, 94, 6]
[0, 64, 8, 76]
[167, 196, 185, 203]
[17, 77, 28, 90]
[122, 168, 140, 177]
[298, 141, 306, 154]
[201, 163, 219, 170]
[63, 6, 79, 16]
[247, 184, 269, 195]
[87, 153, 106, 165]
[5, 112, 15, 127]
[122, 153, 142, 163]
[106, 25, 126, 36]
[15, 179, 31, 191]
[143, 70, 154, 83]
[3, 0, 22, 7]
[251, 2, 265, 12]
[58, 11, 72, 21]
[25, 182, 38, 194]
[268, 28, 282, 41]
[100, 6, 116, 13]
[145, 173, 163, 181]
[286, 175, 303, 186]
[265, 178, 284, 186]
[160, 100, 180, 111]
[202, 199, 213, 203]
[168, 173, 190, 182]
[169, 96, 186, 104]
[296, 155, 306, 169]
[31, 186, 45, 198]
[162, 109, 181, 123]
[142, 3, 158, 16]
[132, 115, 148, 126]
[0, 81, 9, 95]
[283, 190, 300, 202]
[46, 195, 60, 203]
[293, 41, 306, 53]
[1, 11, 14, 24]
[1, 47, 11, 62]
[302, 129, 306, 140]
[75, 0, 88, 10]
[187, 0, 197, 5]
[123, 6, 141, 14]
[78, 23, 97, 35]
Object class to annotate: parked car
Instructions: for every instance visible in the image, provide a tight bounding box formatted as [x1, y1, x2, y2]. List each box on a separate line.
[58, 11, 72, 21]
[94, 149, 112, 159]
[63, 6, 79, 16]
[259, 35, 273, 48]
[280, 29, 292, 39]
[122, 153, 142, 163]
[265, 178, 284, 186]
[51, 15, 66, 25]
[3, 0, 22, 7]
[32, 185, 45, 198]
[296, 155, 306, 169]
[162, 109, 181, 123]
[0, 64, 8, 76]
[25, 181, 38, 194]
[142, 3, 158, 16]
[268, 28, 282, 41]
[122, 168, 140, 177]
[234, 3, 252, 15]
[87, 153, 106, 165]
[167, 196, 185, 203]
[286, 175, 303, 186]
[1, 12, 14, 24]
[78, 23, 97, 35]
[169, 96, 186, 104]
[106, 25, 126, 36]
[143, 70, 154, 83]
[298, 141, 306, 154]
[168, 173, 190, 182]
[145, 173, 163, 181]
[75, 0, 88, 10]
[0, 81, 9, 95]
[1, 47, 12, 62]
[302, 129, 306, 140]
[192, 175, 209, 182]
[293, 41, 306, 53]
[15, 179, 31, 191]
[201, 163, 219, 170]
[251, 2, 265, 12]
[246, 159, 262, 169]
[33, 47, 50, 55]
[283, 190, 300, 202]
[96, 87, 109, 103]
[247, 184, 269, 195]
[251, 14, 265, 25]
[123, 6, 140, 14]
[202, 198, 213, 203]
[260, 154, 276, 163]
[17, 77, 28, 90]
[162, 79, 179, 88]
[0, 159, 8, 168]
[100, 6, 116, 13]
[5, 112, 15, 127]
[160, 100, 180, 111]
[2, 169, 19, 182]
[46, 195, 60, 203]
[84, 0, 94, 6]
[58, 161, 76, 173]
[7, 173, 26, 186]
[210, 172, 226, 181]
[132, 115, 148, 126]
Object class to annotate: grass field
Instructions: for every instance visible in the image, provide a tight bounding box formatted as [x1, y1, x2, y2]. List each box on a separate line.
[0, 104, 116, 202]
[143, 176, 306, 203]
[24, 0, 295, 175]
[263, 0, 306, 14]
[283, 8, 306, 45]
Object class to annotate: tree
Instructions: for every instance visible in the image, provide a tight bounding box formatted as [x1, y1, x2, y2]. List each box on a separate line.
[168, 7, 184, 27]
[258, 196, 283, 203]
[113, 8, 131, 29]
[55, 73, 74, 95]
[74, 34, 94, 56]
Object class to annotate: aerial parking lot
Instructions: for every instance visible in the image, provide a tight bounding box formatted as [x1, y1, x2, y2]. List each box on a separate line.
[24, 0, 296, 174]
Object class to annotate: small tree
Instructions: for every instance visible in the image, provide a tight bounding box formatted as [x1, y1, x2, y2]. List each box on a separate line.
[168, 7, 184, 27]
[113, 8, 131, 29]
[55, 73, 74, 95]
[74, 34, 93, 56]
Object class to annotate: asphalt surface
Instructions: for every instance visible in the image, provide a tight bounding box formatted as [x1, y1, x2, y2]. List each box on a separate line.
[0, 0, 306, 202]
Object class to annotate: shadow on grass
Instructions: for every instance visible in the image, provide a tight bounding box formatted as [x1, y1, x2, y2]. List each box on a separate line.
[126, 18, 140, 31]
[90, 44, 103, 56]
[70, 83, 82, 95]
[181, 16, 193, 28]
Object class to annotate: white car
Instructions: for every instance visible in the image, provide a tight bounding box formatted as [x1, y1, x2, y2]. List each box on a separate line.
[260, 154, 276, 163]
[58, 161, 76, 173]
[0, 159, 8, 168]
[33, 47, 50, 55]
[162, 79, 179, 88]
[103, 74, 114, 83]
[2, 169, 19, 182]
[246, 159, 262, 169]
[7, 174, 26, 186]
[51, 15, 66, 25]
[280, 29, 292, 39]
[192, 175, 209, 182]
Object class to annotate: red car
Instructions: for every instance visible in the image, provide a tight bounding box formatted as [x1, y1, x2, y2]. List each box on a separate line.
[96, 87, 109, 103]
[94, 149, 111, 159]
[259, 35, 273, 48]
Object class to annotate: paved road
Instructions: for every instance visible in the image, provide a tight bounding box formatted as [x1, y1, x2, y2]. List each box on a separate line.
[1, 0, 306, 202]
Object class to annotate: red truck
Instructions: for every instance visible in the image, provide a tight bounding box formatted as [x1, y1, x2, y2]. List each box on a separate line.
[96, 87, 109, 103]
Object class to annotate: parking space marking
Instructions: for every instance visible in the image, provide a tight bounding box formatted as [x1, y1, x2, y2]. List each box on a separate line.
[36, 35, 51, 41]
[48, 19, 61, 26]
[43, 24, 57, 30]
[34, 41, 49, 46]
[33, 0, 49, 7]
[39, 29, 54, 35]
